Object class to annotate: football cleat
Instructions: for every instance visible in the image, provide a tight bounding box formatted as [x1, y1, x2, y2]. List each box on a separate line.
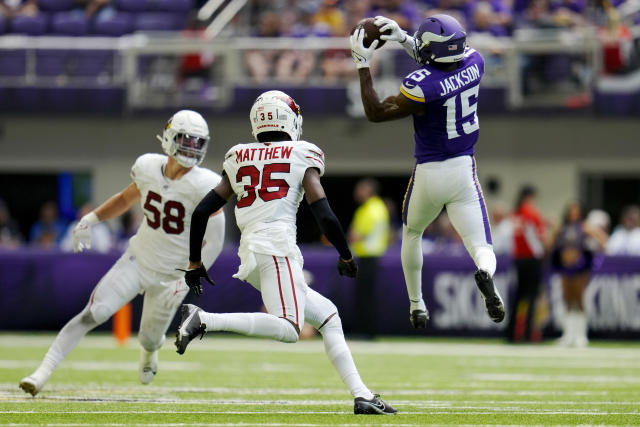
[175, 304, 207, 355]
[474, 270, 505, 323]
[410, 309, 430, 328]
[19, 370, 49, 397]
[354, 394, 397, 415]
[139, 349, 158, 385]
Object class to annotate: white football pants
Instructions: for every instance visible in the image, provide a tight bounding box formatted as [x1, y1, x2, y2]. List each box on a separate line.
[199, 251, 373, 399]
[401, 155, 496, 305]
[35, 213, 225, 375]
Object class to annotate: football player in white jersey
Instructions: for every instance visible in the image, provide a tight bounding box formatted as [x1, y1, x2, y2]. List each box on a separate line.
[175, 91, 396, 415]
[19, 110, 225, 396]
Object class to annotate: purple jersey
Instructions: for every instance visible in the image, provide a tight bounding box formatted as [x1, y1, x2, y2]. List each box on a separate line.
[400, 48, 484, 163]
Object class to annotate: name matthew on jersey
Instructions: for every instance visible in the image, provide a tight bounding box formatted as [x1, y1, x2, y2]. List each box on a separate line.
[233, 145, 294, 163]
[438, 63, 480, 96]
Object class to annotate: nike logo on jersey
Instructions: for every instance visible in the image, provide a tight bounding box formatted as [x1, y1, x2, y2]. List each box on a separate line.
[438, 63, 480, 96]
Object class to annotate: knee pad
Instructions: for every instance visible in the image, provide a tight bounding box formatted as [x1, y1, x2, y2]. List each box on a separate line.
[88, 303, 113, 325]
[472, 246, 497, 277]
[279, 319, 300, 343]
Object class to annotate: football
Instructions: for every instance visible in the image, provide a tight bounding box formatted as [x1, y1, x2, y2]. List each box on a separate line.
[351, 17, 391, 49]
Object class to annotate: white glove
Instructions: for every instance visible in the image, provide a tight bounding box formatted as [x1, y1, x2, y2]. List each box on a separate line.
[375, 15, 419, 61]
[73, 211, 99, 253]
[350, 27, 379, 69]
[374, 15, 407, 43]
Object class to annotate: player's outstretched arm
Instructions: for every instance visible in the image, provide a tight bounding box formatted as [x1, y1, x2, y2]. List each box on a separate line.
[303, 168, 357, 278]
[357, 68, 424, 123]
[73, 183, 141, 253]
[188, 175, 233, 267]
[93, 183, 141, 222]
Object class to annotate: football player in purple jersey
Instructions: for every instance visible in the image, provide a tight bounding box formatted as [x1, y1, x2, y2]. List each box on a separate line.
[349, 14, 505, 328]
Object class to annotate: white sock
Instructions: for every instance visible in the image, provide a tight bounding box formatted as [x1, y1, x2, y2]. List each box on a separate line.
[402, 225, 424, 304]
[140, 348, 157, 366]
[199, 312, 299, 343]
[410, 299, 426, 313]
[474, 246, 497, 277]
[573, 311, 588, 346]
[38, 308, 98, 377]
[320, 315, 374, 400]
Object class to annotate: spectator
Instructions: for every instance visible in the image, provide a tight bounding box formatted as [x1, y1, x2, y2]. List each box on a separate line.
[471, 1, 510, 36]
[245, 11, 281, 83]
[599, 6, 634, 75]
[29, 201, 67, 248]
[551, 201, 608, 347]
[0, 0, 37, 18]
[0, 198, 22, 248]
[371, 0, 423, 31]
[60, 203, 114, 253]
[606, 205, 640, 255]
[313, 0, 346, 36]
[348, 178, 390, 338]
[508, 185, 549, 342]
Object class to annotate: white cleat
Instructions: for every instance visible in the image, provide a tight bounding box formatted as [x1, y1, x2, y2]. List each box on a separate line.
[139, 349, 158, 385]
[19, 370, 49, 396]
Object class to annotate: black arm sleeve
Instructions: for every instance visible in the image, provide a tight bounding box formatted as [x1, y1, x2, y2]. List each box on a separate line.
[308, 197, 352, 260]
[190, 189, 228, 263]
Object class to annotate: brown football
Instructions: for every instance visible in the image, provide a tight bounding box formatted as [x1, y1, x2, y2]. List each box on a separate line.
[350, 17, 391, 49]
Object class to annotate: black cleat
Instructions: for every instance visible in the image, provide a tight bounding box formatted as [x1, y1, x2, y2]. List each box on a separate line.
[175, 304, 206, 355]
[474, 270, 505, 323]
[410, 309, 429, 328]
[354, 394, 397, 415]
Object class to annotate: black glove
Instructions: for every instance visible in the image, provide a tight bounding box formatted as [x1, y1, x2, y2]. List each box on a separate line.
[177, 264, 215, 296]
[337, 257, 358, 278]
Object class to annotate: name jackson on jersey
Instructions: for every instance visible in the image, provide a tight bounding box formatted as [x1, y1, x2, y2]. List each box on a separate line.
[438, 62, 480, 96]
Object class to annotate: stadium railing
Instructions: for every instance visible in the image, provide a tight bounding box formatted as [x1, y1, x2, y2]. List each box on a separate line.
[0, 27, 606, 112]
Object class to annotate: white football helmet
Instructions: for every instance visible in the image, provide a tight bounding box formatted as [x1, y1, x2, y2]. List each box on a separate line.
[156, 110, 210, 167]
[250, 90, 303, 141]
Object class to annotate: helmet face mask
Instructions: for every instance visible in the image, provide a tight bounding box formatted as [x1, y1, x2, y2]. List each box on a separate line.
[158, 110, 210, 168]
[250, 90, 303, 142]
[415, 14, 467, 65]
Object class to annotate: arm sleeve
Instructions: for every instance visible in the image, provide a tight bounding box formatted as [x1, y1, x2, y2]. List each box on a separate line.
[201, 213, 225, 270]
[190, 189, 228, 263]
[309, 197, 352, 260]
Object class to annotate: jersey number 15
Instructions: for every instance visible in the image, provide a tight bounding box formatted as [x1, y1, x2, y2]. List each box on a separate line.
[443, 85, 479, 140]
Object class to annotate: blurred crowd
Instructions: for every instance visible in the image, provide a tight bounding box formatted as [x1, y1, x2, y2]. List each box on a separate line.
[233, 0, 640, 82]
[0, 198, 141, 253]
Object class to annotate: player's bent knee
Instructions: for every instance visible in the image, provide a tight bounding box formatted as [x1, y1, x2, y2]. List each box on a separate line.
[88, 303, 113, 325]
[279, 319, 300, 343]
[319, 312, 342, 333]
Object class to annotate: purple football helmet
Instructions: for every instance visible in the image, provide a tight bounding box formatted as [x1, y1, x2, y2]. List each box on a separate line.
[414, 14, 467, 65]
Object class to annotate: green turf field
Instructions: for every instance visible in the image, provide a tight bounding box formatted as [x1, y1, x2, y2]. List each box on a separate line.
[0, 333, 639, 426]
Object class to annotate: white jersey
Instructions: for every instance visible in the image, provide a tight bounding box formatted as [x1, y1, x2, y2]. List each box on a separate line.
[128, 153, 222, 277]
[222, 140, 325, 274]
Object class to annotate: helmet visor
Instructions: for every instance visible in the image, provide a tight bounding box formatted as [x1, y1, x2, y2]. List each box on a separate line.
[176, 133, 208, 155]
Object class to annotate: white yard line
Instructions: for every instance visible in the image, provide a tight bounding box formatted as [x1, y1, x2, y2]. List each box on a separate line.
[471, 373, 640, 383]
[1, 409, 638, 415]
[1, 335, 638, 360]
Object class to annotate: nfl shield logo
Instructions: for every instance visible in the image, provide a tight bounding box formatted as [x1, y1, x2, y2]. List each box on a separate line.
[448, 44, 457, 51]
